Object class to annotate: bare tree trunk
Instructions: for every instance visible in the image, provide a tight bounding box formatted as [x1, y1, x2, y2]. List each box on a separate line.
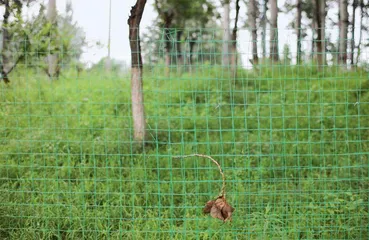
[355, 0, 364, 65]
[189, 36, 196, 73]
[339, 0, 348, 67]
[176, 30, 183, 65]
[222, 0, 231, 66]
[248, 0, 258, 66]
[128, 0, 147, 142]
[311, 19, 316, 61]
[269, 0, 279, 62]
[176, 30, 183, 75]
[231, 0, 240, 76]
[46, 0, 59, 80]
[1, 0, 11, 84]
[314, 0, 326, 68]
[164, 13, 173, 77]
[261, 0, 268, 59]
[350, 0, 357, 66]
[319, 0, 326, 65]
[296, 0, 302, 64]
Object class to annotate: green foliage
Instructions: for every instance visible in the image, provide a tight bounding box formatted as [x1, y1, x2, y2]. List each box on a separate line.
[1, 65, 369, 238]
[22, 2, 86, 71]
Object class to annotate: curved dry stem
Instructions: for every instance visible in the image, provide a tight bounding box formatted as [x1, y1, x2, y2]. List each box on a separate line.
[173, 154, 226, 198]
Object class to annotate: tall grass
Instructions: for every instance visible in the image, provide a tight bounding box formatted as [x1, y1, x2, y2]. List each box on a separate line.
[1, 65, 369, 239]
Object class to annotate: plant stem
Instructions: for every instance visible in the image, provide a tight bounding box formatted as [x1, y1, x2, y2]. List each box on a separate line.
[173, 154, 226, 197]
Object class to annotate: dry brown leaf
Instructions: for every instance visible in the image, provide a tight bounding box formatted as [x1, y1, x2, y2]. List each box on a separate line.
[203, 196, 235, 222]
[203, 200, 215, 214]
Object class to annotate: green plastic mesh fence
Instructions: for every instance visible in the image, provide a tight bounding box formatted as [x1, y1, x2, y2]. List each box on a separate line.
[1, 26, 369, 239]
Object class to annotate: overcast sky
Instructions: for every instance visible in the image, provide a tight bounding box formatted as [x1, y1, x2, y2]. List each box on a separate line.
[11, 0, 368, 67]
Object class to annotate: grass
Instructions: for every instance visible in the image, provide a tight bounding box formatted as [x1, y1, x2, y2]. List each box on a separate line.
[1, 64, 369, 239]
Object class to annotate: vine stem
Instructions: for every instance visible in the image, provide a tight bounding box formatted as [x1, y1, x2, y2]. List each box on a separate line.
[172, 154, 226, 198]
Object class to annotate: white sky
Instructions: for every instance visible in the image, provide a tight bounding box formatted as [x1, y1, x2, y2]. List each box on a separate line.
[3, 0, 368, 67]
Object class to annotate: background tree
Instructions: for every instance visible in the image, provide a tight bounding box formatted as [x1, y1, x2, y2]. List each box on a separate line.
[313, 0, 326, 68]
[260, 0, 268, 59]
[350, 0, 357, 66]
[128, 0, 147, 142]
[296, 0, 302, 63]
[339, 0, 348, 67]
[21, 1, 86, 76]
[0, 0, 35, 83]
[246, 0, 259, 65]
[148, 0, 216, 72]
[355, 0, 368, 64]
[222, 0, 231, 66]
[154, 0, 174, 76]
[45, 0, 59, 79]
[269, 0, 279, 62]
[231, 0, 240, 75]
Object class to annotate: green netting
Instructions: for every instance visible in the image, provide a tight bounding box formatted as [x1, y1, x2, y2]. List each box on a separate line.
[1, 27, 369, 239]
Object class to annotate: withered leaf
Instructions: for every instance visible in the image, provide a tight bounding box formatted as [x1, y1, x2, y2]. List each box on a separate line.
[203, 200, 215, 214]
[203, 196, 235, 222]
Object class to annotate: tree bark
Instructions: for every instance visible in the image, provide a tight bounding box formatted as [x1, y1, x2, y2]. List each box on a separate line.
[1, 0, 11, 83]
[319, 0, 327, 65]
[261, 0, 268, 59]
[176, 29, 183, 75]
[189, 35, 197, 73]
[222, 0, 231, 66]
[296, 0, 302, 64]
[128, 0, 147, 142]
[350, 0, 357, 66]
[269, 0, 279, 62]
[311, 20, 316, 61]
[248, 0, 258, 65]
[339, 0, 348, 67]
[231, 0, 240, 76]
[355, 0, 364, 65]
[176, 30, 183, 64]
[46, 0, 59, 80]
[164, 12, 173, 76]
[313, 0, 326, 68]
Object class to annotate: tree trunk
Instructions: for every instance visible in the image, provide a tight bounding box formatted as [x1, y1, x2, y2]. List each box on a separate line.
[222, 0, 231, 66]
[176, 30, 183, 75]
[176, 30, 183, 65]
[269, 0, 279, 62]
[128, 0, 147, 142]
[231, 0, 240, 76]
[355, 0, 364, 65]
[350, 0, 357, 66]
[46, 0, 59, 80]
[296, 0, 302, 64]
[314, 0, 326, 68]
[339, 0, 348, 67]
[248, 0, 258, 65]
[311, 19, 316, 61]
[261, 0, 268, 59]
[319, 0, 327, 65]
[1, 0, 11, 84]
[189, 36, 196, 73]
[164, 12, 173, 77]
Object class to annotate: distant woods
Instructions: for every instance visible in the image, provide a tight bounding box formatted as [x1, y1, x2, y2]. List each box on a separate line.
[1, 0, 369, 85]
[142, 0, 369, 72]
